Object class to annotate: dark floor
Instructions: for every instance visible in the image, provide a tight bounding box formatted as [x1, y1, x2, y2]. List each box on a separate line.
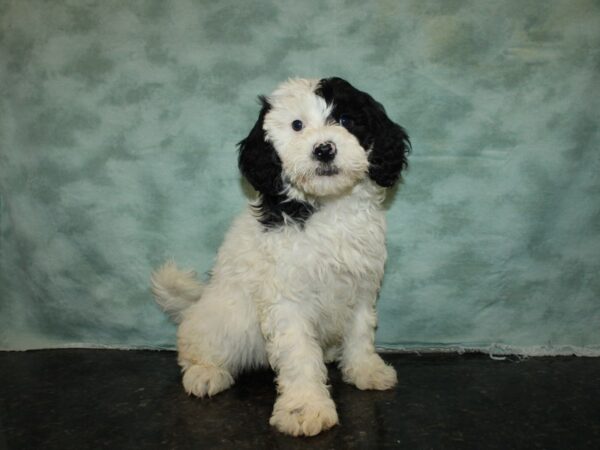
[0, 351, 599, 450]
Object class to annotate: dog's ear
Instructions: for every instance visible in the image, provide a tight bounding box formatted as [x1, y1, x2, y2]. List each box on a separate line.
[367, 105, 411, 187]
[317, 77, 410, 188]
[237, 96, 283, 195]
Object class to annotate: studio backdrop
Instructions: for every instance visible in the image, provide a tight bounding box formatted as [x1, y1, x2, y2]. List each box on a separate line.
[1, 0, 599, 354]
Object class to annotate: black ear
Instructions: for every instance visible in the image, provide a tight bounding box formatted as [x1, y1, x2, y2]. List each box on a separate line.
[237, 97, 283, 195]
[368, 108, 410, 187]
[316, 77, 410, 188]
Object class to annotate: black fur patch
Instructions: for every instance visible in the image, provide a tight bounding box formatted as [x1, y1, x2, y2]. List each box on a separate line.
[253, 193, 315, 228]
[315, 77, 410, 187]
[237, 96, 315, 229]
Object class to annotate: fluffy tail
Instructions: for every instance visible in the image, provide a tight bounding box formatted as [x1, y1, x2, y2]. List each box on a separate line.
[151, 260, 204, 323]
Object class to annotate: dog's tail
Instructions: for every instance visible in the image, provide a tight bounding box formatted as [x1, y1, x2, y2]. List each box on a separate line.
[151, 260, 204, 323]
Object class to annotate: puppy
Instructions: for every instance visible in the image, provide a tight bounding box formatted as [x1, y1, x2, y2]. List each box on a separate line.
[151, 77, 410, 437]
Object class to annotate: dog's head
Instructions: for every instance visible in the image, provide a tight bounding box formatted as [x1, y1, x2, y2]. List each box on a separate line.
[239, 77, 410, 227]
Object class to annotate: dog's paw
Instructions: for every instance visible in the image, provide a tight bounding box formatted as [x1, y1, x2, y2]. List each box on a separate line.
[182, 364, 234, 397]
[342, 354, 397, 390]
[270, 393, 339, 436]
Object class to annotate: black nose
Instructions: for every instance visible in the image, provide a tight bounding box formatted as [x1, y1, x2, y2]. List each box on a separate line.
[313, 142, 337, 163]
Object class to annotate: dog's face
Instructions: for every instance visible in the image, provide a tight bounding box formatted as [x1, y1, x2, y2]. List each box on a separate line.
[263, 78, 370, 198]
[239, 77, 410, 226]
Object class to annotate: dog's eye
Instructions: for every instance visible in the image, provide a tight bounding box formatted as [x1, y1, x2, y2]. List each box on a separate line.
[291, 120, 304, 132]
[339, 114, 354, 129]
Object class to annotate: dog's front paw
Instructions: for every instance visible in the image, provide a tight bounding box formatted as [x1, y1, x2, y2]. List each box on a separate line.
[182, 364, 234, 397]
[270, 393, 339, 436]
[342, 354, 397, 390]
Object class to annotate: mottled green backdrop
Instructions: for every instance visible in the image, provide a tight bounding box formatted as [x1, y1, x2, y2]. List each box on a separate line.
[1, 0, 599, 354]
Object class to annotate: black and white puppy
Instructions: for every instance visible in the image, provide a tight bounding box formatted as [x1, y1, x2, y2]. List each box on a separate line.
[152, 77, 410, 436]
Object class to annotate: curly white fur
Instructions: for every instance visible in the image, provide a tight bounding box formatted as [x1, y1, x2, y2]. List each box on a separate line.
[152, 78, 401, 437]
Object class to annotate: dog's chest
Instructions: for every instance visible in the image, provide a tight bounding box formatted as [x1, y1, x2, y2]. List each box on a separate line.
[307, 203, 385, 273]
[269, 199, 387, 341]
[265, 195, 387, 288]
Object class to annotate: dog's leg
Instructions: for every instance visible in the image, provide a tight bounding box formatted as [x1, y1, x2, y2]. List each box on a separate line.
[339, 300, 397, 390]
[265, 302, 339, 437]
[177, 286, 268, 397]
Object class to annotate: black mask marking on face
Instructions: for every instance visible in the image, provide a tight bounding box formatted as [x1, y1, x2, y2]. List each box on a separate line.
[315, 77, 410, 187]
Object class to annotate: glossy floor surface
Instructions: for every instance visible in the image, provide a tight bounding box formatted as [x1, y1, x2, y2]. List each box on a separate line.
[0, 350, 599, 449]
